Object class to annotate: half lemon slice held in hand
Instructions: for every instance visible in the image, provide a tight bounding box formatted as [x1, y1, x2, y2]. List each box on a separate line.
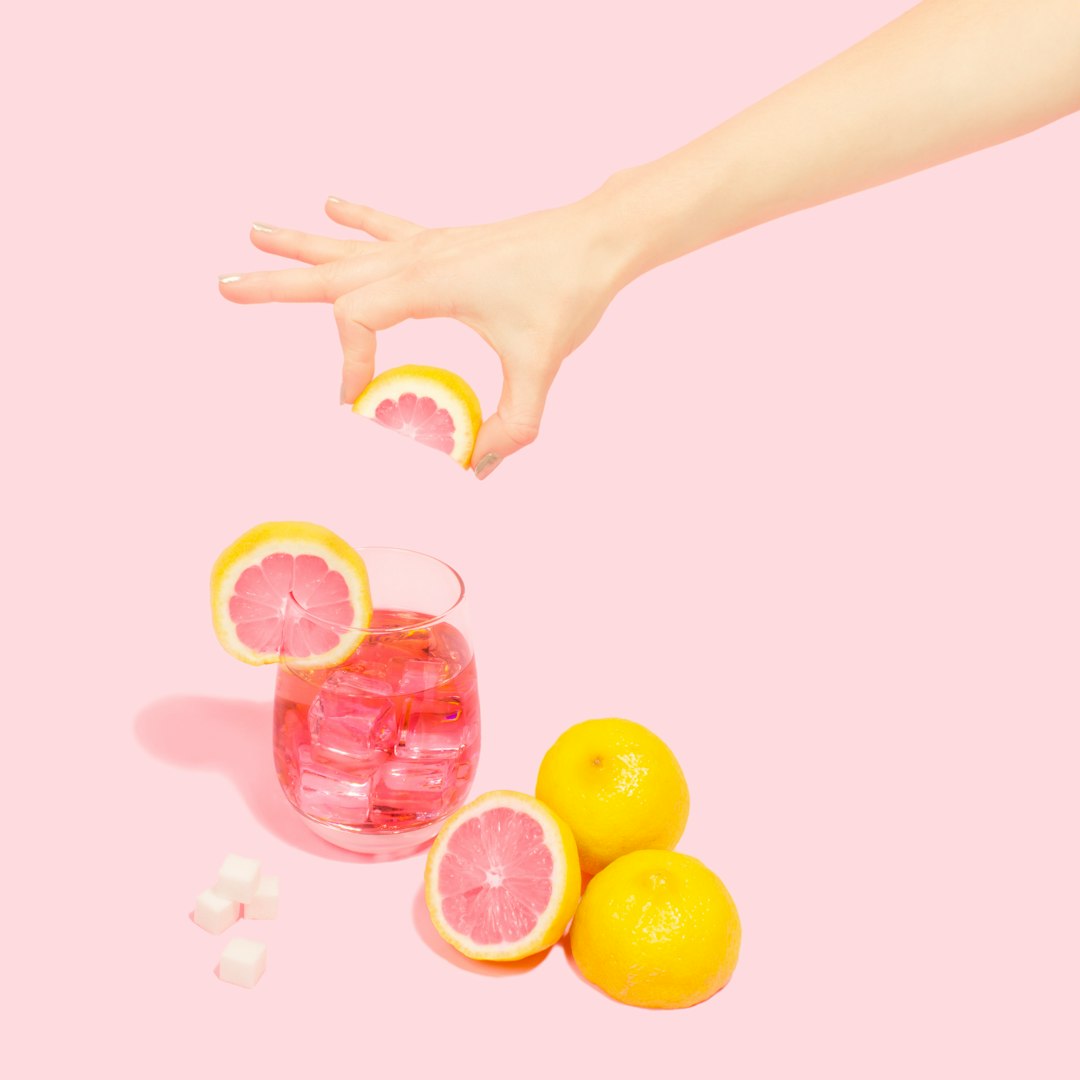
[352, 364, 482, 468]
[210, 521, 371, 668]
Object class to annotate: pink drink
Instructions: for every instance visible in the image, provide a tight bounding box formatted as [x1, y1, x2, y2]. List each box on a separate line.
[273, 608, 480, 847]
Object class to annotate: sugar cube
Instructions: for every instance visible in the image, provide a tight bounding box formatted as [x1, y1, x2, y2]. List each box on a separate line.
[244, 875, 279, 920]
[193, 889, 240, 934]
[219, 938, 267, 989]
[215, 854, 261, 903]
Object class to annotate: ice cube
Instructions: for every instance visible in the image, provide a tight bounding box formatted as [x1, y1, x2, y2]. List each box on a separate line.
[431, 622, 470, 664]
[396, 698, 477, 760]
[305, 741, 388, 775]
[376, 759, 451, 793]
[298, 746, 373, 825]
[392, 658, 450, 694]
[339, 647, 395, 685]
[375, 627, 434, 662]
[337, 670, 394, 696]
[369, 759, 451, 824]
[309, 671, 398, 755]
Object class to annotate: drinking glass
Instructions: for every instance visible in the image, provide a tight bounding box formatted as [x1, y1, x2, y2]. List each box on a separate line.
[272, 548, 479, 854]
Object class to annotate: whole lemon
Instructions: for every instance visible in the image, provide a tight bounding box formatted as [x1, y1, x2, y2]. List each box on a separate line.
[535, 718, 689, 876]
[570, 849, 741, 1009]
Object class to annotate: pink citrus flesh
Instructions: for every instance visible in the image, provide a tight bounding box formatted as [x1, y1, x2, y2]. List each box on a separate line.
[211, 522, 371, 668]
[374, 392, 456, 454]
[231, 553, 353, 656]
[353, 366, 483, 467]
[425, 790, 581, 961]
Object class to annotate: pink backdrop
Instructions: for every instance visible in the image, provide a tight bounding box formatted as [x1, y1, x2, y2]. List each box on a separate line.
[7, 1, 1078, 1075]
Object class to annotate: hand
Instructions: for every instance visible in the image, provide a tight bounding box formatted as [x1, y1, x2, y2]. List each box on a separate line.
[219, 194, 626, 478]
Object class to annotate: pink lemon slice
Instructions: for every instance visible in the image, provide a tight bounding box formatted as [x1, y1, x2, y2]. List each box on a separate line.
[352, 364, 482, 468]
[424, 790, 582, 961]
[210, 521, 372, 668]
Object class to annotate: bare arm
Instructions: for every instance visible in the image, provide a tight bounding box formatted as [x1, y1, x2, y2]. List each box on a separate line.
[221, 0, 1080, 478]
[593, 0, 1080, 283]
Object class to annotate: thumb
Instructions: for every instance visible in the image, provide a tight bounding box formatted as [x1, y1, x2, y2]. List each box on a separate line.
[471, 365, 551, 480]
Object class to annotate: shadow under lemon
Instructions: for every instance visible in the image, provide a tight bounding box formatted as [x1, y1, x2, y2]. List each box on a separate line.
[134, 694, 433, 863]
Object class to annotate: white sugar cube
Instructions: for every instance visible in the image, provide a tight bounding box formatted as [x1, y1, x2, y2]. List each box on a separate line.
[219, 938, 267, 989]
[243, 875, 279, 920]
[215, 854, 261, 903]
[193, 888, 240, 934]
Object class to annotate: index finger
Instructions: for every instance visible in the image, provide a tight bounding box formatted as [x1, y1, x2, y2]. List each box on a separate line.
[218, 248, 404, 304]
[218, 265, 339, 303]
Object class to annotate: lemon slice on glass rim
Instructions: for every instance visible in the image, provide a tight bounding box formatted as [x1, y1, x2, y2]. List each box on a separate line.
[210, 521, 371, 668]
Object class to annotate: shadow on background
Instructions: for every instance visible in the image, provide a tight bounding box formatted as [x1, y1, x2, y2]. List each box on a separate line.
[411, 886, 549, 976]
[135, 695, 372, 861]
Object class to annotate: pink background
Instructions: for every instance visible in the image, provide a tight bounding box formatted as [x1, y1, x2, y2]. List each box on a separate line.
[7, 1, 1078, 1075]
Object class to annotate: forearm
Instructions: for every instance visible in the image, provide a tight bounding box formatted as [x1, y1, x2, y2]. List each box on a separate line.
[585, 0, 1080, 284]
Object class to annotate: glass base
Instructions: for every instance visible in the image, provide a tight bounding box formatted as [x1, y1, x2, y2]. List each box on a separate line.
[302, 815, 443, 857]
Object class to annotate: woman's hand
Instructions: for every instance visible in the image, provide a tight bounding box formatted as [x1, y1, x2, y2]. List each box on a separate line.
[220, 4, 1080, 478]
[219, 193, 628, 478]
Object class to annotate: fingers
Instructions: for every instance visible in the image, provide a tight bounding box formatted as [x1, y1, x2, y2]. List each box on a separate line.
[470, 366, 550, 479]
[220, 200, 424, 302]
[219, 264, 340, 303]
[249, 223, 373, 265]
[218, 248, 403, 304]
[325, 196, 425, 241]
[334, 276, 448, 403]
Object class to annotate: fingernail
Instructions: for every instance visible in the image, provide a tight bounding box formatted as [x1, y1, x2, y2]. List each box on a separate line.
[251, 222, 276, 233]
[218, 274, 242, 284]
[473, 453, 501, 480]
[340, 382, 351, 405]
[327, 195, 344, 205]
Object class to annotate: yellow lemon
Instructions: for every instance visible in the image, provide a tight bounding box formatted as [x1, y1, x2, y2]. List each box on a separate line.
[353, 364, 482, 468]
[535, 718, 689, 876]
[570, 849, 741, 1009]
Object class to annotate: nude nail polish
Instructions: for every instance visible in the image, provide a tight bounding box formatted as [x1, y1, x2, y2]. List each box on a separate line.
[473, 453, 500, 480]
[251, 222, 276, 233]
[218, 275, 242, 284]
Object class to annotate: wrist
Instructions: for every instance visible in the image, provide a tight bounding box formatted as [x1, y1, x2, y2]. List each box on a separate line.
[575, 146, 749, 290]
[572, 168, 660, 291]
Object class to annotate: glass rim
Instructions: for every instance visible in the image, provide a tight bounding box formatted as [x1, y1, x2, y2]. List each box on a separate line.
[330, 545, 467, 634]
